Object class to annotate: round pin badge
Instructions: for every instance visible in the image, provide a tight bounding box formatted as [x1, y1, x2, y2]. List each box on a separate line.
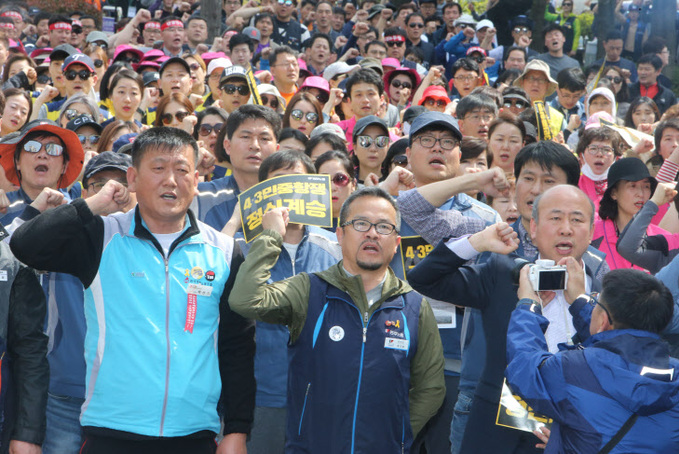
[329, 325, 344, 342]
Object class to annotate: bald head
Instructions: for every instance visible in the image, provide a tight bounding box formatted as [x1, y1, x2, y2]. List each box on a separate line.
[532, 185, 595, 227]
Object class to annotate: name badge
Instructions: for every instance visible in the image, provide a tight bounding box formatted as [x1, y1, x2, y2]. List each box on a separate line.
[0, 270, 7, 281]
[384, 338, 409, 351]
[187, 283, 213, 297]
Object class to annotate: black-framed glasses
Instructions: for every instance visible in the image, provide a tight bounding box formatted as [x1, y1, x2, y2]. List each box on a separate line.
[586, 145, 615, 156]
[261, 96, 279, 109]
[65, 69, 93, 81]
[78, 134, 100, 145]
[331, 172, 351, 187]
[392, 154, 408, 167]
[386, 41, 404, 47]
[415, 135, 458, 150]
[503, 99, 529, 109]
[221, 83, 250, 96]
[341, 219, 397, 235]
[357, 135, 388, 149]
[23, 140, 64, 156]
[199, 122, 224, 136]
[425, 98, 447, 108]
[291, 109, 318, 123]
[586, 294, 611, 323]
[391, 80, 412, 89]
[408, 23, 424, 28]
[161, 111, 190, 124]
[93, 59, 104, 68]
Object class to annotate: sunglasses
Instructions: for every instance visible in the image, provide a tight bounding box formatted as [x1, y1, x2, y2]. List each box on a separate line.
[357, 135, 388, 149]
[605, 75, 622, 84]
[23, 140, 64, 156]
[64, 69, 93, 81]
[121, 56, 140, 64]
[199, 122, 224, 136]
[459, 23, 473, 29]
[386, 41, 404, 47]
[291, 109, 318, 123]
[391, 80, 412, 89]
[64, 109, 87, 121]
[93, 42, 108, 50]
[408, 23, 424, 28]
[425, 98, 447, 108]
[261, 96, 279, 109]
[470, 55, 485, 64]
[93, 59, 104, 68]
[278, 0, 293, 5]
[562, 2, 572, 6]
[503, 99, 529, 109]
[221, 84, 250, 96]
[161, 111, 190, 125]
[78, 134, 100, 145]
[189, 63, 201, 72]
[392, 154, 408, 167]
[513, 27, 529, 33]
[314, 94, 329, 104]
[37, 74, 51, 84]
[331, 172, 351, 187]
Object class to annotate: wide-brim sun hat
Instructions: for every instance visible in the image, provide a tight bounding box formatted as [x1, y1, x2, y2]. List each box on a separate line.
[512, 59, 558, 98]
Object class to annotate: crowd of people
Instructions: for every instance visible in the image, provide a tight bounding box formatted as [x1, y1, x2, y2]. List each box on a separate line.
[0, 0, 677, 453]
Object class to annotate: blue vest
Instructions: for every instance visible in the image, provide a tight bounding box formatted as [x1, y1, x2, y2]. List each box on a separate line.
[285, 273, 422, 454]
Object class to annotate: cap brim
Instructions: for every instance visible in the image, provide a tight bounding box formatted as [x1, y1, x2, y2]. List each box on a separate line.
[0, 125, 84, 188]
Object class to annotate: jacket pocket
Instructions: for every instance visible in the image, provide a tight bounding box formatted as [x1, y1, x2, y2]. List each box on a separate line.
[298, 382, 311, 436]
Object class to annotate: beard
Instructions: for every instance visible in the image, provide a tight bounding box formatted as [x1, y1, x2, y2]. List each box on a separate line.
[356, 259, 383, 271]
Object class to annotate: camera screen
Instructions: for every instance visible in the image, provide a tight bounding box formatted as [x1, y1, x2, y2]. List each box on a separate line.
[537, 270, 566, 291]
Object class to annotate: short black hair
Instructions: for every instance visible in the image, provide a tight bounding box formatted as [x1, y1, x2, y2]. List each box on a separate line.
[542, 22, 564, 37]
[216, 105, 282, 163]
[405, 12, 424, 25]
[304, 33, 333, 53]
[346, 68, 384, 98]
[333, 6, 345, 15]
[637, 54, 663, 71]
[279, 127, 309, 145]
[305, 133, 349, 157]
[339, 186, 401, 231]
[48, 15, 71, 27]
[80, 14, 99, 28]
[556, 67, 586, 92]
[383, 26, 406, 39]
[131, 127, 198, 168]
[451, 57, 479, 78]
[314, 150, 356, 179]
[34, 11, 51, 26]
[186, 15, 207, 27]
[254, 12, 275, 26]
[503, 45, 526, 62]
[229, 33, 254, 53]
[604, 30, 623, 42]
[442, 2, 461, 15]
[643, 36, 668, 55]
[365, 40, 387, 54]
[270, 45, 297, 67]
[601, 269, 674, 333]
[460, 137, 490, 165]
[456, 93, 498, 119]
[258, 149, 315, 182]
[513, 141, 580, 186]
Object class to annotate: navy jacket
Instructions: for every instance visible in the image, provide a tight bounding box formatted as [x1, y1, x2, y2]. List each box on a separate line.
[507, 298, 679, 453]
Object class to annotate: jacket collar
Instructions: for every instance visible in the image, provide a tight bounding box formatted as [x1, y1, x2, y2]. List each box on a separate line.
[131, 207, 201, 256]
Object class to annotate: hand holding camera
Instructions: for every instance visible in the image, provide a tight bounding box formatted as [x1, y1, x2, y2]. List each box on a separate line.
[518, 257, 585, 305]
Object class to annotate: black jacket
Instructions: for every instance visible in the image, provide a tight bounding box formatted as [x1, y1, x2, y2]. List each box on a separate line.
[628, 82, 677, 116]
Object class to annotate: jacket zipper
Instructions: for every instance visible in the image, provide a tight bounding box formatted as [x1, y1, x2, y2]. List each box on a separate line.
[298, 382, 311, 435]
[159, 256, 170, 436]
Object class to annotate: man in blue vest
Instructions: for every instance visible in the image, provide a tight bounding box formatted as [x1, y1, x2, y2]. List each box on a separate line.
[229, 186, 445, 454]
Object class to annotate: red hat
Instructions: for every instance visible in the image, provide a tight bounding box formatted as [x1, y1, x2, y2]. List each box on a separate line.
[466, 46, 487, 57]
[383, 67, 421, 103]
[418, 86, 451, 106]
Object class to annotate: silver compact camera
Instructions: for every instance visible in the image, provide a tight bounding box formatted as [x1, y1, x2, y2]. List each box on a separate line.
[528, 259, 568, 292]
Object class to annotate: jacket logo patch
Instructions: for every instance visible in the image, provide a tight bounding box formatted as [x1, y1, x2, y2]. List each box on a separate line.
[0, 270, 6, 281]
[205, 270, 215, 281]
[191, 266, 204, 280]
[130, 271, 146, 278]
[329, 326, 344, 342]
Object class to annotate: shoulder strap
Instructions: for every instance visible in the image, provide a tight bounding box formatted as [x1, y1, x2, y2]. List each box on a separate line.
[598, 413, 638, 454]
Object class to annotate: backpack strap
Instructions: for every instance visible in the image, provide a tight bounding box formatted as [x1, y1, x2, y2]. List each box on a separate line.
[597, 413, 638, 454]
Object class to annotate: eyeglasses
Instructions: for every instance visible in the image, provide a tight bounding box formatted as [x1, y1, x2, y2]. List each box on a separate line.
[291, 109, 318, 123]
[221, 84, 250, 96]
[120, 56, 140, 64]
[562, 2, 572, 6]
[331, 172, 351, 187]
[605, 75, 622, 84]
[93, 59, 104, 68]
[453, 75, 477, 82]
[93, 42, 108, 50]
[357, 135, 388, 149]
[586, 294, 611, 323]
[189, 63, 201, 72]
[89, 179, 128, 194]
[525, 76, 548, 84]
[469, 55, 485, 64]
[161, 111, 190, 124]
[341, 218, 397, 235]
[391, 80, 412, 89]
[386, 41, 404, 48]
[464, 113, 494, 122]
[425, 98, 447, 108]
[415, 135, 458, 150]
[503, 99, 529, 109]
[392, 154, 408, 167]
[78, 134, 100, 145]
[199, 122, 224, 136]
[513, 27, 529, 33]
[261, 96, 279, 109]
[271, 61, 299, 68]
[278, 0, 294, 5]
[64, 109, 86, 121]
[586, 145, 615, 156]
[65, 69, 93, 81]
[23, 140, 64, 156]
[459, 23, 472, 29]
[408, 23, 424, 28]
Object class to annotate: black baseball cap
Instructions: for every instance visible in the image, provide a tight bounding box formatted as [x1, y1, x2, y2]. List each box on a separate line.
[50, 44, 78, 62]
[66, 114, 103, 134]
[84, 151, 132, 181]
[159, 56, 191, 76]
[408, 111, 462, 146]
[353, 115, 389, 142]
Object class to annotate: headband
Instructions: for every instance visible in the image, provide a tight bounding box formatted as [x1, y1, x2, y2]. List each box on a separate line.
[145, 22, 161, 30]
[384, 35, 405, 43]
[1, 11, 21, 21]
[161, 20, 184, 31]
[50, 22, 72, 31]
[0, 22, 15, 29]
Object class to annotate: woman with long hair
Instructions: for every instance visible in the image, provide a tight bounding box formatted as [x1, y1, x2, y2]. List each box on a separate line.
[155, 93, 196, 134]
[282, 92, 323, 137]
[315, 150, 357, 232]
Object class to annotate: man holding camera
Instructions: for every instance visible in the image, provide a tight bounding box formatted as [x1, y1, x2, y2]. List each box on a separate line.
[408, 184, 602, 454]
[507, 268, 679, 453]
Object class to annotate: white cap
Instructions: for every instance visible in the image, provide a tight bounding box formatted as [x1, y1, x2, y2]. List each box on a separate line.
[454, 14, 477, 27]
[258, 84, 287, 110]
[476, 19, 494, 31]
[323, 61, 360, 82]
[207, 57, 232, 75]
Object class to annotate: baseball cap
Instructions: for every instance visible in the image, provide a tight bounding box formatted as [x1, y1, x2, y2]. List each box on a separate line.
[207, 57, 232, 76]
[454, 14, 477, 27]
[113, 45, 144, 63]
[367, 4, 385, 20]
[62, 54, 95, 72]
[466, 46, 487, 57]
[323, 61, 359, 81]
[476, 19, 493, 31]
[300, 76, 330, 95]
[353, 115, 389, 142]
[142, 49, 165, 61]
[310, 123, 345, 140]
[159, 56, 191, 76]
[84, 151, 132, 182]
[50, 44, 78, 62]
[358, 58, 384, 76]
[143, 72, 160, 87]
[86, 31, 109, 46]
[0, 120, 84, 188]
[30, 48, 52, 61]
[66, 114, 103, 134]
[418, 86, 451, 106]
[220, 65, 248, 85]
[408, 111, 462, 146]
[112, 133, 138, 154]
[242, 26, 261, 42]
[402, 105, 427, 125]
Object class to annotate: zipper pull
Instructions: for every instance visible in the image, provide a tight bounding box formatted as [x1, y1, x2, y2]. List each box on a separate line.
[364, 311, 368, 323]
[362, 327, 367, 343]
[165, 259, 169, 273]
